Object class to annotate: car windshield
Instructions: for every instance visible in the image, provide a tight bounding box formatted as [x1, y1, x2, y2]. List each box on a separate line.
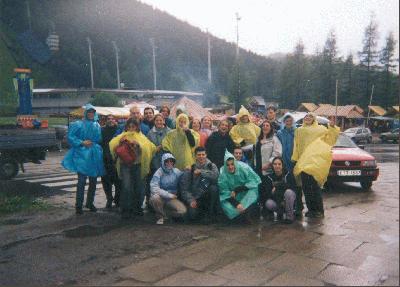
[334, 134, 358, 148]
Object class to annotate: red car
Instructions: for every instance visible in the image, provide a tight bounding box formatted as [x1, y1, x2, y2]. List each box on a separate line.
[327, 133, 379, 191]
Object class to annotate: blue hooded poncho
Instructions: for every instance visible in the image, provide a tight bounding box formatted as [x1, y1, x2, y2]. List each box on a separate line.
[62, 104, 105, 177]
[218, 150, 261, 219]
[277, 113, 296, 171]
[150, 153, 183, 200]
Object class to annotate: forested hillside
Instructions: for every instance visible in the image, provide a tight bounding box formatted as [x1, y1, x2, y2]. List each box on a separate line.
[0, 0, 398, 111]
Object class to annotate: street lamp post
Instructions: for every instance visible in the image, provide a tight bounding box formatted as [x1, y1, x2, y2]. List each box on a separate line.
[150, 38, 157, 90]
[112, 41, 121, 89]
[86, 37, 94, 89]
[235, 12, 241, 113]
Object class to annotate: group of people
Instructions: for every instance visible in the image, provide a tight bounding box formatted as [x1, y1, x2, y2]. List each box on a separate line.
[62, 103, 339, 225]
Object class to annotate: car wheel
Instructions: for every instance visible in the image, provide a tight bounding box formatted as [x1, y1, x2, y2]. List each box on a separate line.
[360, 181, 373, 191]
[0, 158, 19, 180]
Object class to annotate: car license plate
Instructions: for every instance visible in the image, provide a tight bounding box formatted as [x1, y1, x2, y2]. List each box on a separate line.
[337, 170, 361, 176]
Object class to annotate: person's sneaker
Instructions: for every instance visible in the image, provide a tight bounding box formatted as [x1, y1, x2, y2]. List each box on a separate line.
[85, 204, 97, 212]
[305, 211, 314, 218]
[105, 200, 113, 209]
[282, 218, 294, 224]
[75, 208, 83, 215]
[313, 211, 325, 218]
[156, 217, 164, 225]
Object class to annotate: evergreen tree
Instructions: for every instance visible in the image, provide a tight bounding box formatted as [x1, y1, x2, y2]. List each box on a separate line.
[321, 30, 339, 104]
[379, 31, 397, 106]
[358, 14, 379, 105]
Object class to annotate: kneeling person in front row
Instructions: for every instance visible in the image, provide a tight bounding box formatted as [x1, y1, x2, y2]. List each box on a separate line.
[150, 153, 187, 225]
[180, 147, 219, 223]
[262, 157, 296, 224]
[218, 150, 261, 222]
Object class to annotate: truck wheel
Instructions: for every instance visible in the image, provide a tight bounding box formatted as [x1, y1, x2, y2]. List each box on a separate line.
[360, 181, 373, 191]
[0, 158, 19, 180]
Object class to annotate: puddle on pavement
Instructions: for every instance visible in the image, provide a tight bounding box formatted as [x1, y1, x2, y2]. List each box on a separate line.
[63, 225, 111, 238]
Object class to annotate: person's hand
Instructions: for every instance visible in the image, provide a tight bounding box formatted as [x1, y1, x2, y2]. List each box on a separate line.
[230, 191, 236, 198]
[260, 139, 267, 145]
[82, 140, 92, 147]
[156, 145, 162, 152]
[328, 116, 336, 127]
[190, 200, 197, 208]
[272, 187, 276, 194]
[237, 204, 245, 213]
[184, 166, 191, 171]
[193, 169, 201, 177]
[120, 136, 126, 142]
[170, 194, 177, 199]
[262, 163, 270, 171]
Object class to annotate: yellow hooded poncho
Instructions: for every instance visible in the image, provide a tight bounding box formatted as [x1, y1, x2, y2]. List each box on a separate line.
[292, 113, 340, 187]
[109, 130, 156, 179]
[162, 113, 200, 170]
[229, 106, 261, 145]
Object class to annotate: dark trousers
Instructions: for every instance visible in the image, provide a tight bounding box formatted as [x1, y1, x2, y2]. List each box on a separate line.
[101, 170, 121, 205]
[295, 186, 304, 214]
[301, 172, 324, 214]
[120, 163, 142, 214]
[187, 185, 219, 221]
[76, 173, 97, 209]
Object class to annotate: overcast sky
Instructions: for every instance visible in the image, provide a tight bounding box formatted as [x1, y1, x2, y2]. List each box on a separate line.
[141, 0, 399, 60]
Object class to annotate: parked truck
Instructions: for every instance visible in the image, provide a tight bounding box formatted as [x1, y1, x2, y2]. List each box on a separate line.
[0, 68, 58, 179]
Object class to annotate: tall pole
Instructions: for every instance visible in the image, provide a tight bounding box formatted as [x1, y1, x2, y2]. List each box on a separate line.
[26, 1, 32, 31]
[112, 41, 121, 89]
[335, 80, 338, 123]
[366, 84, 375, 127]
[207, 31, 212, 85]
[150, 38, 157, 90]
[87, 37, 94, 89]
[235, 12, 241, 112]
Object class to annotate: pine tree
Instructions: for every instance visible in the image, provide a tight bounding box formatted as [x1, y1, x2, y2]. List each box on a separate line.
[358, 14, 379, 105]
[321, 30, 339, 104]
[379, 32, 397, 106]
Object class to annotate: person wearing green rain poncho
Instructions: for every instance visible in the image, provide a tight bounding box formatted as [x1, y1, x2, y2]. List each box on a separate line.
[162, 113, 200, 170]
[218, 150, 261, 221]
[292, 112, 340, 218]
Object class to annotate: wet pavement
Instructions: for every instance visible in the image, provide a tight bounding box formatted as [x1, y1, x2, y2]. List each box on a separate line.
[0, 144, 398, 286]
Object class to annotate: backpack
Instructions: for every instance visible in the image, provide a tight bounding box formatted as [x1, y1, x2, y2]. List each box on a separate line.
[115, 139, 138, 165]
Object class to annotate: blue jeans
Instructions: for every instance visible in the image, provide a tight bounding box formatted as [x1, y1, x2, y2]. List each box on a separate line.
[76, 173, 97, 209]
[120, 163, 142, 213]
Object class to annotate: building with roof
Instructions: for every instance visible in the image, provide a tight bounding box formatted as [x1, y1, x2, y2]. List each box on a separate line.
[170, 96, 215, 120]
[314, 104, 364, 130]
[248, 96, 266, 114]
[297, 103, 319, 112]
[368, 105, 387, 117]
[32, 88, 203, 115]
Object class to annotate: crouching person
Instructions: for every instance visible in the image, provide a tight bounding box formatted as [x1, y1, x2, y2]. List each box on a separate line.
[218, 150, 261, 223]
[150, 153, 187, 225]
[109, 118, 156, 219]
[180, 147, 219, 223]
[262, 157, 296, 224]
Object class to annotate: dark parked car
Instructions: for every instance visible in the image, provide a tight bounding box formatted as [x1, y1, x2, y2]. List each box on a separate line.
[343, 127, 372, 144]
[327, 134, 379, 191]
[380, 128, 399, 143]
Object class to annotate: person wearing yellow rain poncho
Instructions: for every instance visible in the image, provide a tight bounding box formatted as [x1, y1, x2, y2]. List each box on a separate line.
[162, 113, 200, 170]
[229, 106, 261, 164]
[292, 112, 339, 218]
[229, 106, 261, 146]
[109, 118, 156, 219]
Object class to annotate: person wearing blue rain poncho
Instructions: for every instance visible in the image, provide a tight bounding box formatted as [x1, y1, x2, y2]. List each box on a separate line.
[218, 150, 261, 221]
[62, 104, 105, 214]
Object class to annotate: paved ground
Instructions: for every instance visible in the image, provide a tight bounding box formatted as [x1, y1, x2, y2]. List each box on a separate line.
[0, 144, 398, 286]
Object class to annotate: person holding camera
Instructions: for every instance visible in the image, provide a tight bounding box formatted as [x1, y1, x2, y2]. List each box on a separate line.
[262, 157, 297, 224]
[179, 147, 219, 223]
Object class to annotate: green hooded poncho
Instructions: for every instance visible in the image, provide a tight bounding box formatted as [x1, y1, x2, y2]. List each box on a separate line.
[218, 150, 261, 219]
